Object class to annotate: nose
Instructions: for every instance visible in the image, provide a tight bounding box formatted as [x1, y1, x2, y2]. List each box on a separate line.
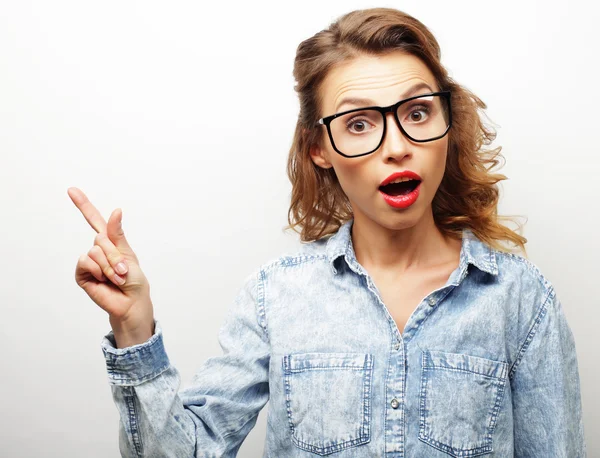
[379, 111, 412, 162]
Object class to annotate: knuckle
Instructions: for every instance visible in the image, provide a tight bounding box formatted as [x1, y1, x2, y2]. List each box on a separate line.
[88, 245, 101, 257]
[102, 264, 115, 276]
[106, 252, 122, 266]
[94, 232, 106, 245]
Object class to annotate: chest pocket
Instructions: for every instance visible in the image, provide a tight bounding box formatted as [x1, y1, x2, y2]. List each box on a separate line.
[282, 352, 374, 456]
[419, 350, 508, 457]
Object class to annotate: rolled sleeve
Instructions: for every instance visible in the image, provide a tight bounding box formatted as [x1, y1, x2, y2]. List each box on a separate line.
[101, 320, 171, 386]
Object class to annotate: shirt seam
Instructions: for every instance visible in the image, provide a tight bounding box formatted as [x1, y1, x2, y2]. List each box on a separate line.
[123, 386, 144, 456]
[261, 254, 330, 274]
[500, 251, 553, 291]
[257, 268, 269, 340]
[257, 255, 330, 342]
[508, 285, 555, 380]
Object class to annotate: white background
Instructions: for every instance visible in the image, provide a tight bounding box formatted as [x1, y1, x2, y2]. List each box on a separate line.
[1, 0, 598, 456]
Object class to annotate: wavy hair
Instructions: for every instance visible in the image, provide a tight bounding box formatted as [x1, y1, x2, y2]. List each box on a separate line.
[284, 7, 528, 256]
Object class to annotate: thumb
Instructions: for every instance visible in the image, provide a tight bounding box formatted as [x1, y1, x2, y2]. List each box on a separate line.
[107, 208, 137, 260]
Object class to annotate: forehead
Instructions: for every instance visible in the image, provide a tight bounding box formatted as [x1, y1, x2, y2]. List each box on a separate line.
[320, 51, 437, 113]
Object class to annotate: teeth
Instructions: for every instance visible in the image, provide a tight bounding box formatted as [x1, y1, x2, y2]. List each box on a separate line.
[385, 177, 418, 185]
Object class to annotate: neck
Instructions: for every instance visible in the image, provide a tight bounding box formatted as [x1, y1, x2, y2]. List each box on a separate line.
[351, 208, 460, 275]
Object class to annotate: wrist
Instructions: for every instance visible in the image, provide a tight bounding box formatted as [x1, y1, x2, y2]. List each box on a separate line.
[109, 315, 155, 349]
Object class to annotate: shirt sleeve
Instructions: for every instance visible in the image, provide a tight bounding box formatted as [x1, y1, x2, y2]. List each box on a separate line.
[100, 269, 270, 458]
[511, 287, 587, 457]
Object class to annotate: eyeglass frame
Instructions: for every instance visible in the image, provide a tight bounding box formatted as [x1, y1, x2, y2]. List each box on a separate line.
[315, 90, 452, 158]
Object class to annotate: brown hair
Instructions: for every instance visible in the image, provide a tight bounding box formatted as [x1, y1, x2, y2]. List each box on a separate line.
[284, 7, 528, 256]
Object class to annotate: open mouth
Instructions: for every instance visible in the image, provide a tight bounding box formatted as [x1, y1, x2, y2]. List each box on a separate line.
[379, 179, 421, 196]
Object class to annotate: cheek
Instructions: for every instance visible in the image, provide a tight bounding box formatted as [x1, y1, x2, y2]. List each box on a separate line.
[331, 158, 371, 195]
[431, 139, 448, 169]
[429, 145, 449, 188]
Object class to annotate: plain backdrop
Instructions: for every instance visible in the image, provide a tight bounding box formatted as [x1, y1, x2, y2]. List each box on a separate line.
[1, 0, 598, 456]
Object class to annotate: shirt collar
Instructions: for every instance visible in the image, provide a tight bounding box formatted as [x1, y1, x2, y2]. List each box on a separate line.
[325, 218, 498, 277]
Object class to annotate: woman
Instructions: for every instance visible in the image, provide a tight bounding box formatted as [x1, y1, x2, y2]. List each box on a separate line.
[69, 7, 586, 457]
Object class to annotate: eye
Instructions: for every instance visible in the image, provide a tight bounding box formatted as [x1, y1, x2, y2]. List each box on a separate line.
[406, 105, 430, 123]
[346, 116, 375, 134]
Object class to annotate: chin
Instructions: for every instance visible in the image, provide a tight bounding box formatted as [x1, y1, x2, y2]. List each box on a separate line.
[366, 212, 423, 232]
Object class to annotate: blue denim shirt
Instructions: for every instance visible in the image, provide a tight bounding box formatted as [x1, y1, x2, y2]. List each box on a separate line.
[101, 219, 586, 457]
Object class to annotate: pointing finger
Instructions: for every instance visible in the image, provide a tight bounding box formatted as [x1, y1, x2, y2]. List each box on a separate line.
[68, 187, 108, 234]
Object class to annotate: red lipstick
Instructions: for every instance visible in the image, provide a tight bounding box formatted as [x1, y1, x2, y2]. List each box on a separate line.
[378, 170, 422, 209]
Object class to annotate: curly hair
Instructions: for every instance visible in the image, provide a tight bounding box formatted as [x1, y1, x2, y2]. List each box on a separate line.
[283, 7, 528, 256]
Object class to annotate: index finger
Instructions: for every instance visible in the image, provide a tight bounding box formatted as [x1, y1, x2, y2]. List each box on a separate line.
[67, 187, 108, 234]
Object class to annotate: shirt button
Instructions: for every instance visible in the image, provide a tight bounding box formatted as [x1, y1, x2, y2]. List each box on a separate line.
[390, 398, 400, 409]
[394, 342, 401, 351]
[428, 297, 436, 306]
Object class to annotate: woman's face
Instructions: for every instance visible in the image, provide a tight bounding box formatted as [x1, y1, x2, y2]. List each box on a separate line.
[310, 51, 449, 232]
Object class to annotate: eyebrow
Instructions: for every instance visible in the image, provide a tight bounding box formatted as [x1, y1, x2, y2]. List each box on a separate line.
[334, 82, 434, 112]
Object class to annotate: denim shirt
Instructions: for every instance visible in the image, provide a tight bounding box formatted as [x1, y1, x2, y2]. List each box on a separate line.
[101, 219, 586, 457]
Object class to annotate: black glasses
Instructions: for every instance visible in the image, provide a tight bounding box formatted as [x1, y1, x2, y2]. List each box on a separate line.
[316, 91, 452, 158]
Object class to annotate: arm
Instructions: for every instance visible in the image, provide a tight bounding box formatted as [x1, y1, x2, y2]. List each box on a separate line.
[101, 270, 270, 458]
[510, 287, 586, 457]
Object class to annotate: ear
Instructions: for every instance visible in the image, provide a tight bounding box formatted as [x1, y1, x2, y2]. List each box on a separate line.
[309, 144, 333, 169]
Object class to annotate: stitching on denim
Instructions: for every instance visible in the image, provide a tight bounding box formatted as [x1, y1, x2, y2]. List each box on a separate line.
[419, 351, 505, 456]
[261, 254, 330, 274]
[499, 251, 553, 291]
[108, 363, 170, 385]
[404, 284, 457, 344]
[508, 286, 554, 380]
[292, 434, 370, 455]
[256, 268, 269, 340]
[422, 365, 506, 380]
[124, 387, 143, 457]
[422, 351, 508, 379]
[462, 229, 499, 276]
[488, 247, 498, 274]
[282, 353, 372, 455]
[418, 352, 429, 441]
[487, 371, 508, 444]
[282, 356, 296, 440]
[418, 434, 493, 456]
[287, 365, 367, 372]
[362, 354, 373, 442]
[382, 337, 394, 453]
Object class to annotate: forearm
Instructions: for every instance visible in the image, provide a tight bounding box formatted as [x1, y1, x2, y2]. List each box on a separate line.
[103, 322, 197, 457]
[102, 320, 266, 457]
[110, 367, 197, 458]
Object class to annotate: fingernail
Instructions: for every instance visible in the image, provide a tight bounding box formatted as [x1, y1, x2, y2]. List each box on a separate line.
[114, 274, 125, 285]
[116, 262, 127, 275]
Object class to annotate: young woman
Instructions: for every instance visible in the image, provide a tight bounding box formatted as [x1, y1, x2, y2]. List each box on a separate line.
[69, 7, 586, 457]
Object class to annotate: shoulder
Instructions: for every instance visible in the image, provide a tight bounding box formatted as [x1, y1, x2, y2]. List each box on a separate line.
[235, 237, 332, 293]
[231, 237, 331, 304]
[493, 249, 555, 295]
[492, 249, 562, 343]
[253, 236, 332, 275]
[233, 238, 334, 312]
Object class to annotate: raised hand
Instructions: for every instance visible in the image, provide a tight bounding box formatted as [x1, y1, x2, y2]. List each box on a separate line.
[68, 187, 154, 348]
